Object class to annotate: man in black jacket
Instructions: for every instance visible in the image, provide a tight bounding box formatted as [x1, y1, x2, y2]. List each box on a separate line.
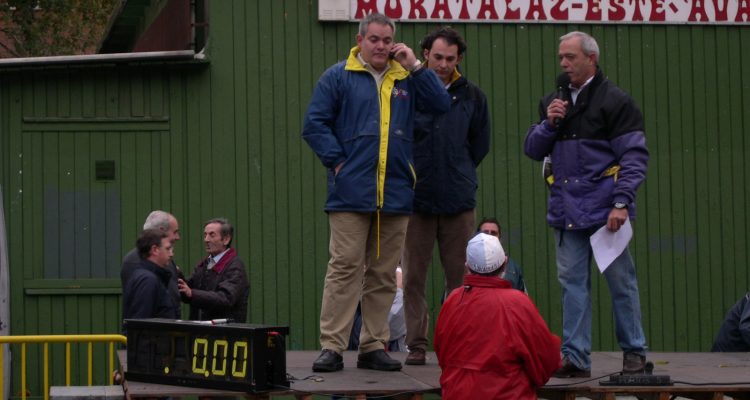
[712, 292, 750, 352]
[121, 210, 182, 311]
[122, 229, 179, 331]
[403, 27, 490, 365]
[178, 218, 249, 323]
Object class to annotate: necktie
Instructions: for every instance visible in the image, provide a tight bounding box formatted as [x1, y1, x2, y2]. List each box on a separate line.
[207, 257, 216, 270]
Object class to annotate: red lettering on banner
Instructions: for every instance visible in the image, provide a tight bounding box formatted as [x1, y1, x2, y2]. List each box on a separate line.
[504, 0, 522, 19]
[384, 0, 403, 18]
[409, 0, 428, 18]
[526, 0, 548, 19]
[550, 0, 568, 20]
[431, 0, 453, 18]
[649, 0, 665, 21]
[688, 0, 708, 21]
[477, 0, 500, 19]
[736, 0, 750, 21]
[355, 0, 378, 18]
[459, 0, 471, 18]
[631, 0, 644, 21]
[710, 0, 728, 20]
[609, 0, 626, 20]
[586, 0, 602, 20]
[345, 0, 750, 23]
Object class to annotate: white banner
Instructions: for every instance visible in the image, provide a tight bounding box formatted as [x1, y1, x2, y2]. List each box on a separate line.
[318, 0, 750, 24]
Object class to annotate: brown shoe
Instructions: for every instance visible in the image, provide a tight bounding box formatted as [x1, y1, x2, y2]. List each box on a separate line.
[622, 352, 646, 374]
[553, 358, 591, 378]
[405, 348, 426, 365]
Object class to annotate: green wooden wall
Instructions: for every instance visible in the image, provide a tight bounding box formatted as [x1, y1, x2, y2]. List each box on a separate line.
[1, 0, 749, 395]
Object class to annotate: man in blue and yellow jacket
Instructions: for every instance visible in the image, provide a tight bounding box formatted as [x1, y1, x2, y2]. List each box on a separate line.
[303, 13, 450, 373]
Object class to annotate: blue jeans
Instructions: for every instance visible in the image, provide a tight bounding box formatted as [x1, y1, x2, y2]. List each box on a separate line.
[554, 227, 647, 370]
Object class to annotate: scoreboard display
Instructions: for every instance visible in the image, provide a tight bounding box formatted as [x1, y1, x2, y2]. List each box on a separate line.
[124, 319, 289, 392]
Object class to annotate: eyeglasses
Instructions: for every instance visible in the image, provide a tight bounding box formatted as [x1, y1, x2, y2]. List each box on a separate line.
[481, 229, 500, 237]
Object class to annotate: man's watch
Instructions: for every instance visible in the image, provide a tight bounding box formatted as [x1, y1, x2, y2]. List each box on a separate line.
[614, 202, 628, 209]
[411, 59, 422, 72]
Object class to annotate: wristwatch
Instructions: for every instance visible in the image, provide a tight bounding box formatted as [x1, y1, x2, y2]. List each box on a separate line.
[411, 59, 422, 72]
[614, 202, 628, 209]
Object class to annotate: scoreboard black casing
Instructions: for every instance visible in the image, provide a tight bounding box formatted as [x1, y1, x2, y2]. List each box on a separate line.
[124, 319, 289, 392]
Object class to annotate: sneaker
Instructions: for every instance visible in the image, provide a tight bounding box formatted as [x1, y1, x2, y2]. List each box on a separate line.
[553, 358, 591, 378]
[405, 348, 426, 365]
[357, 349, 402, 371]
[622, 352, 646, 374]
[312, 349, 343, 372]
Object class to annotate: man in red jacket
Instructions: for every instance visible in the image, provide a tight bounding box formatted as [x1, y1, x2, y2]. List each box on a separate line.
[434, 233, 561, 399]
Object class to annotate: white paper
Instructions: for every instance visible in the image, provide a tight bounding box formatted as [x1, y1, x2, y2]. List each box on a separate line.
[590, 219, 633, 273]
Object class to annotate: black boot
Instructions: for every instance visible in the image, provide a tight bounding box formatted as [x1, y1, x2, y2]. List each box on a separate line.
[357, 349, 402, 371]
[312, 349, 343, 372]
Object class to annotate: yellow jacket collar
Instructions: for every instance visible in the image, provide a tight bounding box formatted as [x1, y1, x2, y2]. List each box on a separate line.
[421, 62, 462, 86]
[345, 46, 409, 79]
[449, 68, 462, 84]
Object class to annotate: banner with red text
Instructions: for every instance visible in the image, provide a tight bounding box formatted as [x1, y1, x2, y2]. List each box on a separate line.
[318, 0, 750, 24]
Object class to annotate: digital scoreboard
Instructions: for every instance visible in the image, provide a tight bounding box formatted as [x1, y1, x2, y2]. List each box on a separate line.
[124, 319, 289, 392]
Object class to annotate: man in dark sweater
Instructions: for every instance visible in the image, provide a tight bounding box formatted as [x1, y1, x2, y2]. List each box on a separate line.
[122, 229, 180, 331]
[120, 210, 182, 309]
[711, 292, 750, 352]
[403, 27, 490, 366]
[178, 218, 249, 322]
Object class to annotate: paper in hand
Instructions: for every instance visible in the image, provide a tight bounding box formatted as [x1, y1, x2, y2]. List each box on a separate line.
[590, 219, 633, 273]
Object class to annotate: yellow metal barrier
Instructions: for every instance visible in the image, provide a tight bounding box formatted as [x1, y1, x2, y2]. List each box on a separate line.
[0, 334, 127, 400]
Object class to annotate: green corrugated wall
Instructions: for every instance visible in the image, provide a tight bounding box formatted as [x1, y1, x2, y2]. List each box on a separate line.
[0, 0, 749, 395]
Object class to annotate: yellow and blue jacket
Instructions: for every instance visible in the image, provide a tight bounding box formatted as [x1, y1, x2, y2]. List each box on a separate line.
[303, 47, 450, 214]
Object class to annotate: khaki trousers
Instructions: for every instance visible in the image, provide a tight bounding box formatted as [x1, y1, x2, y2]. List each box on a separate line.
[402, 210, 475, 351]
[319, 212, 409, 354]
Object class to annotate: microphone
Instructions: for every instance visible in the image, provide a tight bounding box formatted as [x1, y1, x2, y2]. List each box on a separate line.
[554, 73, 570, 127]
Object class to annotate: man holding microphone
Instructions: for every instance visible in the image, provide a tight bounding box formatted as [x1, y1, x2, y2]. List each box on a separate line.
[524, 31, 649, 378]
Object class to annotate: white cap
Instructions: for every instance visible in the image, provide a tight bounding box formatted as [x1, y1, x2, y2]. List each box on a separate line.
[466, 233, 506, 274]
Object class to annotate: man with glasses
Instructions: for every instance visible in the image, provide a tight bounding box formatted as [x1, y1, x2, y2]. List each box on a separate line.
[122, 229, 179, 331]
[121, 210, 182, 312]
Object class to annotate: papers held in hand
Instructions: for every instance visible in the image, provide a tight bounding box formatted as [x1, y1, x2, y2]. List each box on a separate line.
[590, 219, 633, 273]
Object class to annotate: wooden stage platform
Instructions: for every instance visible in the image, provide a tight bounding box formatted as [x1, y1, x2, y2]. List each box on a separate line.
[118, 350, 750, 399]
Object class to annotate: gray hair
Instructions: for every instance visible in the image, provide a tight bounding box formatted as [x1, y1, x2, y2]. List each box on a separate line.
[143, 210, 172, 232]
[560, 31, 600, 58]
[205, 217, 234, 247]
[358, 13, 395, 37]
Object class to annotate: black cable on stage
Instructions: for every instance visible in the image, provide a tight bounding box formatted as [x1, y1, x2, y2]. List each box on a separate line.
[672, 380, 750, 386]
[543, 371, 620, 387]
[280, 373, 437, 398]
[273, 382, 428, 399]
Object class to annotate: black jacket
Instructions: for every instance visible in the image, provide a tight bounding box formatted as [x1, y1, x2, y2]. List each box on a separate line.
[712, 292, 750, 351]
[121, 247, 182, 308]
[412, 74, 490, 214]
[122, 258, 180, 332]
